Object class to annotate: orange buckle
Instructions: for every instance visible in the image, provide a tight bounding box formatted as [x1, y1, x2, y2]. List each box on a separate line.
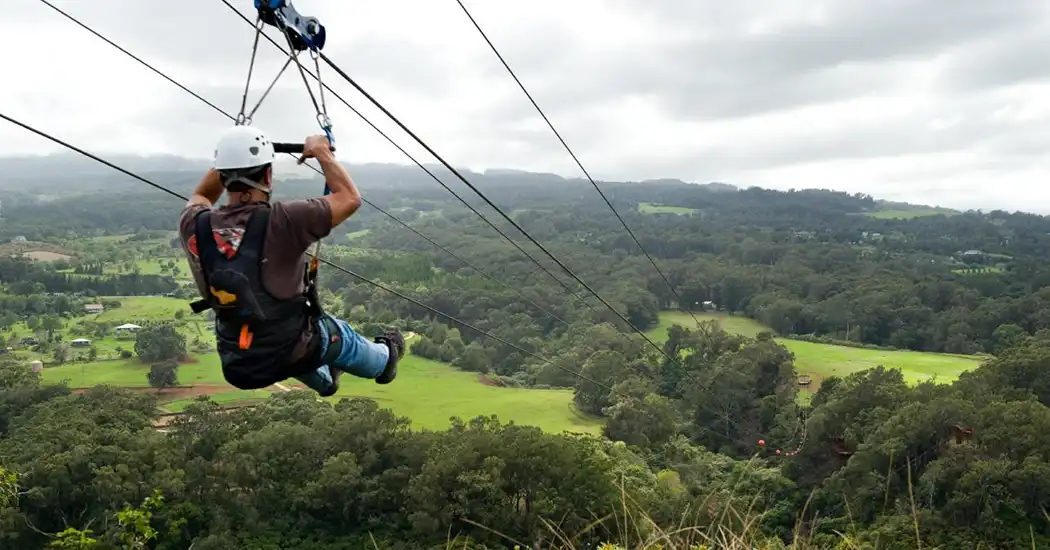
[239, 324, 253, 350]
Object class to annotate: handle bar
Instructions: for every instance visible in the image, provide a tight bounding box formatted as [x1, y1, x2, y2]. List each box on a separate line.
[273, 142, 336, 154]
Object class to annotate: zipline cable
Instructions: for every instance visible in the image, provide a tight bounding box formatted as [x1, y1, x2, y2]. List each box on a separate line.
[0, 111, 645, 413]
[220, 0, 785, 440]
[36, 0, 572, 330]
[452, 0, 707, 329]
[300, 58, 760, 445]
[451, 0, 812, 455]
[27, 3, 781, 449]
[215, 0, 596, 313]
[218, 1, 682, 365]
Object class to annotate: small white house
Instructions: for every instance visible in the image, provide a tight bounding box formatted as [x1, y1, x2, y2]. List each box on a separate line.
[70, 338, 91, 348]
[114, 323, 142, 337]
[30, 360, 43, 374]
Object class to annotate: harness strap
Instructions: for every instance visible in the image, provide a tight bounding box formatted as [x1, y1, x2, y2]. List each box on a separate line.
[189, 210, 217, 314]
[187, 205, 273, 317]
[304, 256, 323, 317]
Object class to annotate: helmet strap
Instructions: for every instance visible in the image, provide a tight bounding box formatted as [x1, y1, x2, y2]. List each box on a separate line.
[223, 175, 272, 195]
[219, 166, 272, 196]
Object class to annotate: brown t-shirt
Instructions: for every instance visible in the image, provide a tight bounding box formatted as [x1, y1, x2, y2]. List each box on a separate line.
[178, 199, 332, 364]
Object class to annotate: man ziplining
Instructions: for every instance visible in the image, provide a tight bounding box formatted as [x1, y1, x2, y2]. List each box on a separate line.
[177, 125, 404, 397]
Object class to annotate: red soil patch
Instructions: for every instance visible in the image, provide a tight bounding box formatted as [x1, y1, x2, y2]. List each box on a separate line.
[477, 374, 506, 387]
[71, 384, 234, 400]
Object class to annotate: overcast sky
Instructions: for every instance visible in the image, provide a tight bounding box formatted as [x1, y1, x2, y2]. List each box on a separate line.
[3, 0, 1050, 212]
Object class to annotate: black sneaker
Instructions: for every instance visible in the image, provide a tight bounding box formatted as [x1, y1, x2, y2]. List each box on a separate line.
[373, 329, 404, 385]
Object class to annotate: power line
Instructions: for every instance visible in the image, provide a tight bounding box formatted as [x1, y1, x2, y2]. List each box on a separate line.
[452, 0, 705, 329]
[36, 0, 572, 330]
[0, 110, 630, 408]
[215, 0, 596, 313]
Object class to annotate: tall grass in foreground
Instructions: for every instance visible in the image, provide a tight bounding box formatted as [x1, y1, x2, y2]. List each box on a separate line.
[420, 455, 1044, 550]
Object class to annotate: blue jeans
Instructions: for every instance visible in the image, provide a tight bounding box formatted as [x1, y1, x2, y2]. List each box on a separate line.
[294, 314, 390, 395]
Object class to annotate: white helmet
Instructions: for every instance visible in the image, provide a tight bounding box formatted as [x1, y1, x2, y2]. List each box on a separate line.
[213, 125, 275, 171]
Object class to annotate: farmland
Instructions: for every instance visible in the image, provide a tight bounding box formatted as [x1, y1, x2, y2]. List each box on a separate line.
[34, 297, 600, 434]
[638, 202, 698, 215]
[650, 311, 987, 391]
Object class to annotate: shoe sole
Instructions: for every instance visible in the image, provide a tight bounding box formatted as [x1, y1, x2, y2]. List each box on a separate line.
[374, 333, 404, 385]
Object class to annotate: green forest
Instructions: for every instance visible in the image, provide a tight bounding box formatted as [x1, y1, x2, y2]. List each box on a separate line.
[3, 166, 1050, 548]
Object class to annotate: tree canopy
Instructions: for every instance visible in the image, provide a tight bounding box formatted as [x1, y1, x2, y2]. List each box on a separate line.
[4, 167, 1050, 547]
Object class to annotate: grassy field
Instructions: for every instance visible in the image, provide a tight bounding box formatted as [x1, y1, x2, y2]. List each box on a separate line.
[161, 389, 274, 412]
[863, 208, 958, 220]
[638, 202, 697, 215]
[93, 296, 191, 322]
[99, 258, 191, 278]
[40, 321, 601, 434]
[2, 297, 212, 363]
[648, 311, 770, 341]
[320, 352, 601, 433]
[953, 266, 1005, 275]
[42, 354, 226, 387]
[650, 311, 986, 387]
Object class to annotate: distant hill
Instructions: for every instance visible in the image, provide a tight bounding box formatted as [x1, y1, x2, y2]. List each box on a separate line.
[0, 152, 1005, 216]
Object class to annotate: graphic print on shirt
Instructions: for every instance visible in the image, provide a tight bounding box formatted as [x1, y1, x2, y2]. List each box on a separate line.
[186, 227, 247, 260]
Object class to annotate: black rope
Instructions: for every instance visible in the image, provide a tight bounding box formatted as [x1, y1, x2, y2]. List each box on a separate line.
[0, 113, 186, 201]
[453, 0, 707, 329]
[36, 0, 571, 329]
[313, 47, 680, 363]
[37, 0, 233, 123]
[216, 0, 596, 313]
[223, 0, 768, 439]
[27, 4, 769, 447]
[0, 111, 634, 411]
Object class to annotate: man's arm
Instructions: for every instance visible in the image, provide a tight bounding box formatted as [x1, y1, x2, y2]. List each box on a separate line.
[187, 168, 225, 208]
[312, 148, 362, 228]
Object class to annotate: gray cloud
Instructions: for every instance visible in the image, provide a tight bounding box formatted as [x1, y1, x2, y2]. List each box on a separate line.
[7, 0, 1050, 213]
[27, 0, 456, 99]
[938, 21, 1050, 91]
[480, 0, 1050, 121]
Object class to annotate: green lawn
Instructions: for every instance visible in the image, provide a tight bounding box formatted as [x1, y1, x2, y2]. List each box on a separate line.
[648, 311, 770, 342]
[93, 296, 189, 322]
[2, 297, 211, 363]
[780, 339, 981, 385]
[323, 352, 602, 434]
[42, 354, 226, 387]
[863, 208, 957, 220]
[952, 266, 1005, 275]
[162, 390, 273, 412]
[102, 258, 190, 277]
[638, 202, 697, 215]
[41, 340, 602, 434]
[649, 311, 986, 386]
